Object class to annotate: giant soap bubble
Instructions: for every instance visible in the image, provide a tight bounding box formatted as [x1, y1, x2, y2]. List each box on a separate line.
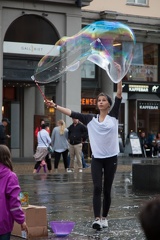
[32, 20, 136, 84]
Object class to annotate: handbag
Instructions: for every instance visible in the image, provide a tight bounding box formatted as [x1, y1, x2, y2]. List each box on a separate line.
[39, 131, 53, 153]
[47, 145, 53, 153]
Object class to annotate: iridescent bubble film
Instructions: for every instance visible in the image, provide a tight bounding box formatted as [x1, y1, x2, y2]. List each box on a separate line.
[32, 20, 136, 83]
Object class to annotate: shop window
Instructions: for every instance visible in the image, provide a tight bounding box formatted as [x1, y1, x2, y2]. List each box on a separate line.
[81, 61, 99, 89]
[127, 0, 147, 5]
[81, 61, 95, 79]
[137, 101, 160, 137]
[124, 43, 158, 82]
[81, 25, 98, 89]
[128, 100, 137, 133]
[81, 25, 96, 80]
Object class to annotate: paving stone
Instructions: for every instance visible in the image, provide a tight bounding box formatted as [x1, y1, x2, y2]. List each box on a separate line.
[11, 157, 157, 239]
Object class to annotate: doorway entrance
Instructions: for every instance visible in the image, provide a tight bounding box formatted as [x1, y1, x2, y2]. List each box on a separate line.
[3, 14, 60, 157]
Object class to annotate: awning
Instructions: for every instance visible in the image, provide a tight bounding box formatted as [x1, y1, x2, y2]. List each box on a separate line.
[128, 93, 160, 100]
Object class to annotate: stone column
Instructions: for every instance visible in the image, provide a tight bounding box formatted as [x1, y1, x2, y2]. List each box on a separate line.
[23, 87, 35, 157]
[56, 11, 82, 127]
[35, 86, 45, 115]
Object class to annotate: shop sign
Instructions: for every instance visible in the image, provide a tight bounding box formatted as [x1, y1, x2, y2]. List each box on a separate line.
[138, 101, 160, 110]
[121, 83, 160, 93]
[3, 41, 60, 56]
[81, 98, 97, 105]
[129, 84, 149, 92]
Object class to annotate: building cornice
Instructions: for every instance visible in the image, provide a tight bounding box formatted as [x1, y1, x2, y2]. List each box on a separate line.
[24, 0, 93, 7]
[82, 10, 160, 43]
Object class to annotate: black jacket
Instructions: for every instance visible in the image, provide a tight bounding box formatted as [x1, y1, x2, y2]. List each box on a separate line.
[68, 123, 88, 145]
[0, 123, 7, 144]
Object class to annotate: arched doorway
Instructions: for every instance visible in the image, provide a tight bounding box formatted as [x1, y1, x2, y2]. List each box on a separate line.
[3, 14, 59, 155]
[4, 14, 59, 84]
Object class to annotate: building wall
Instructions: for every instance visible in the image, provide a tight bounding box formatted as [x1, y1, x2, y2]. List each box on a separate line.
[83, 0, 160, 18]
[82, 0, 160, 144]
[1, 0, 159, 157]
[0, 0, 93, 158]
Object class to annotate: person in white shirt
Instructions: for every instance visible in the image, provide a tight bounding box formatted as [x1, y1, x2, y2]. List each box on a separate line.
[46, 80, 122, 230]
[33, 123, 51, 173]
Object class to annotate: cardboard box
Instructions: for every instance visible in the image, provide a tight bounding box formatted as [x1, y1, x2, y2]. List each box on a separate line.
[12, 205, 48, 239]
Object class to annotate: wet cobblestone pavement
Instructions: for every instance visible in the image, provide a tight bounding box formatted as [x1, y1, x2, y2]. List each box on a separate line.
[11, 157, 160, 239]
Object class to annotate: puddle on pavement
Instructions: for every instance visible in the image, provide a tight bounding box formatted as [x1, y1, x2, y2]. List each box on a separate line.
[11, 171, 154, 239]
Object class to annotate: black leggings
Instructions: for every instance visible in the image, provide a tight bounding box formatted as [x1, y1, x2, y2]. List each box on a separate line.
[34, 161, 41, 169]
[45, 153, 52, 171]
[91, 155, 117, 218]
[54, 149, 68, 169]
[34, 154, 52, 171]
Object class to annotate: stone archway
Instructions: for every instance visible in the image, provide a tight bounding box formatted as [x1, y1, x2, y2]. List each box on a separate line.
[3, 14, 60, 156]
[3, 14, 60, 84]
[4, 14, 59, 44]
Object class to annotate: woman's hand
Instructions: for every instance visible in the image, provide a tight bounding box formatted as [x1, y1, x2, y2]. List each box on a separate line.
[45, 99, 55, 108]
[45, 99, 71, 116]
[21, 222, 28, 233]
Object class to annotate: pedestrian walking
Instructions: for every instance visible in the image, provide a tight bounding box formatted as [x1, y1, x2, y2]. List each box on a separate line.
[44, 123, 52, 173]
[51, 119, 69, 172]
[46, 79, 122, 229]
[33, 123, 51, 173]
[34, 120, 52, 173]
[0, 145, 28, 239]
[0, 118, 10, 145]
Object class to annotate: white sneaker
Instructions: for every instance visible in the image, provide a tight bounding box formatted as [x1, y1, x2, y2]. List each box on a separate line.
[101, 218, 108, 228]
[92, 219, 102, 230]
[67, 168, 74, 173]
[79, 169, 83, 172]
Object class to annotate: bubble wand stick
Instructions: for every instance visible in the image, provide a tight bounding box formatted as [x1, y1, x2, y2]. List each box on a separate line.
[31, 76, 48, 102]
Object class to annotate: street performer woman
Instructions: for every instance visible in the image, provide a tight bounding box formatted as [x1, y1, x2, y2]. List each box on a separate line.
[46, 79, 122, 230]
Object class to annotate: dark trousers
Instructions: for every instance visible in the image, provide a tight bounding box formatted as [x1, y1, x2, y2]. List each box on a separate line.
[34, 154, 52, 171]
[0, 233, 11, 240]
[34, 161, 41, 169]
[45, 153, 52, 171]
[54, 149, 68, 169]
[91, 155, 117, 218]
[34, 161, 46, 173]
